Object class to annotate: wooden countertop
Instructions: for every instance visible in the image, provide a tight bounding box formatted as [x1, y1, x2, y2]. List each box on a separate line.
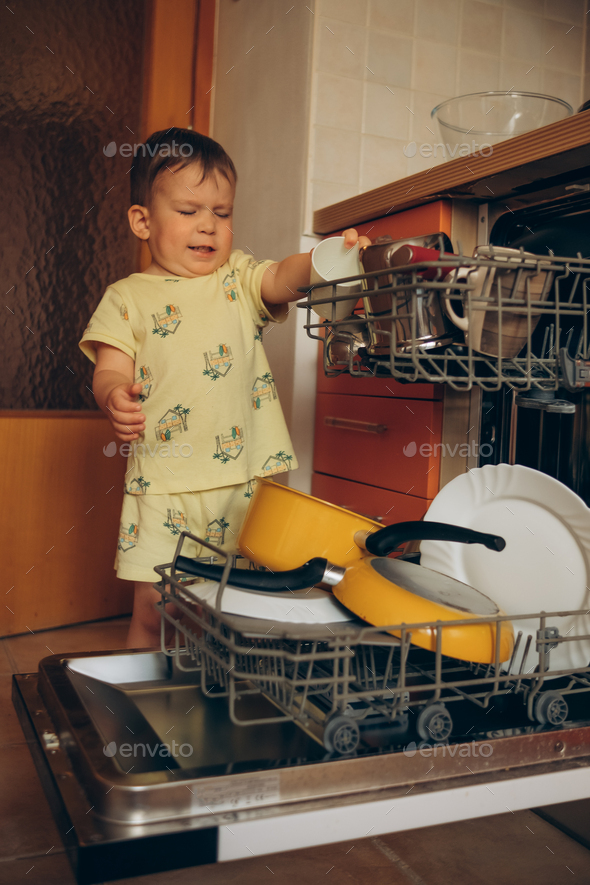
[313, 111, 590, 234]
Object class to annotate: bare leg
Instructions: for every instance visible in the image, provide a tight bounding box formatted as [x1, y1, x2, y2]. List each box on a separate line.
[127, 581, 177, 649]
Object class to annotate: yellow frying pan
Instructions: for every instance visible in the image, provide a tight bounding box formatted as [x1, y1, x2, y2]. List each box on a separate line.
[176, 521, 514, 665]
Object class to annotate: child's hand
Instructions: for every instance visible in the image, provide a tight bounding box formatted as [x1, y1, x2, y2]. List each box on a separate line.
[105, 382, 145, 441]
[264, 228, 373, 305]
[343, 228, 372, 251]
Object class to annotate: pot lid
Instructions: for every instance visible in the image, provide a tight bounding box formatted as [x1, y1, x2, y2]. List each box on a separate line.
[370, 558, 499, 615]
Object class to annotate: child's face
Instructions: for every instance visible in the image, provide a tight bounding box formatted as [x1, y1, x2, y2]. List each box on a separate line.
[143, 163, 235, 277]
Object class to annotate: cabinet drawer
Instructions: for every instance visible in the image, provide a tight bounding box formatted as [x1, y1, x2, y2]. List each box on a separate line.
[312, 473, 432, 526]
[316, 346, 442, 400]
[314, 393, 442, 498]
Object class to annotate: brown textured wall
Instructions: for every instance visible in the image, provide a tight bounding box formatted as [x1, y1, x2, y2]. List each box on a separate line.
[0, 0, 146, 409]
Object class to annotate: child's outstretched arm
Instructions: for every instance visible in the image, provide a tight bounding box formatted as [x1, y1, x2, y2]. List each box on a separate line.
[93, 343, 145, 441]
[261, 228, 371, 305]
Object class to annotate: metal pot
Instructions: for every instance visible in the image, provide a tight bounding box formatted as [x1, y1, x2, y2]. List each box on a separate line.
[359, 233, 457, 355]
[325, 318, 371, 369]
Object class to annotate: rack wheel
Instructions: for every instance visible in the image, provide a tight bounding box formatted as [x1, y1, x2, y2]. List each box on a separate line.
[416, 703, 453, 742]
[323, 715, 360, 755]
[534, 691, 568, 726]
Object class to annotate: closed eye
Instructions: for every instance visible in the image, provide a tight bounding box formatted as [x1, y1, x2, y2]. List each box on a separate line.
[178, 210, 230, 217]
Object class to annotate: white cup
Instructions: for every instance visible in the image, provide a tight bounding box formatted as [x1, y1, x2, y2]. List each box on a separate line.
[309, 236, 364, 320]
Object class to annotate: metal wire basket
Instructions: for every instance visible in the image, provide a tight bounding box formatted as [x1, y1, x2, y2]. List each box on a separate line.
[153, 532, 590, 755]
[298, 249, 590, 392]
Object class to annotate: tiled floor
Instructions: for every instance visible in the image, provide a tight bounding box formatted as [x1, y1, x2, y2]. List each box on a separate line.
[2, 618, 590, 885]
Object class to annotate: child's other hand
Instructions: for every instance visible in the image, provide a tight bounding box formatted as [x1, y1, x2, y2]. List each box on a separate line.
[105, 382, 145, 441]
[343, 228, 372, 251]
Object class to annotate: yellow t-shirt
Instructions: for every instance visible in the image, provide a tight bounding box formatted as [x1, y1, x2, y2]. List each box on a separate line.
[79, 250, 298, 494]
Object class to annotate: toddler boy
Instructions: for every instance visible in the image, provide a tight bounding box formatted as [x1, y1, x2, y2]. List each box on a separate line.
[80, 127, 367, 647]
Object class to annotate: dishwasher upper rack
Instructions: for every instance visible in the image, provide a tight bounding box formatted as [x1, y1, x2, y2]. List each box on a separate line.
[152, 532, 590, 755]
[297, 251, 590, 392]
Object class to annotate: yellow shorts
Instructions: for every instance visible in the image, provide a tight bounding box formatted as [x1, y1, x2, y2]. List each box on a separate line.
[114, 482, 253, 583]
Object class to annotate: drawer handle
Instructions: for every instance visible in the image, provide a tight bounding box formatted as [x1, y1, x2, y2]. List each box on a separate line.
[324, 416, 388, 434]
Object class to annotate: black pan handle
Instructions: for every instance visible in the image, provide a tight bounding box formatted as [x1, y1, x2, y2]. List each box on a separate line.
[363, 520, 506, 557]
[175, 555, 330, 592]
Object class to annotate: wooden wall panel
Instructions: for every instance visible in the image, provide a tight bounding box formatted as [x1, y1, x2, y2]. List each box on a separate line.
[193, 0, 216, 136]
[141, 0, 198, 137]
[138, 0, 217, 271]
[0, 413, 132, 637]
[0, 2, 218, 636]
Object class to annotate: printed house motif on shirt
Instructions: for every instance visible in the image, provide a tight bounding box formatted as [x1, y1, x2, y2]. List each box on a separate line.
[118, 522, 138, 552]
[126, 476, 151, 496]
[156, 404, 190, 441]
[120, 304, 129, 320]
[213, 426, 244, 463]
[260, 451, 293, 477]
[164, 509, 188, 536]
[152, 304, 182, 337]
[223, 271, 238, 302]
[135, 365, 153, 402]
[206, 517, 229, 545]
[252, 373, 276, 409]
[203, 344, 233, 380]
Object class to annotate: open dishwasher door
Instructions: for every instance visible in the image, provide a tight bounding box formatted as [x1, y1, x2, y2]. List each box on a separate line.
[13, 632, 590, 884]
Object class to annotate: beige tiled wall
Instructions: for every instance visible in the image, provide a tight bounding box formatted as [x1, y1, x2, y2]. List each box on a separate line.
[307, 0, 588, 228]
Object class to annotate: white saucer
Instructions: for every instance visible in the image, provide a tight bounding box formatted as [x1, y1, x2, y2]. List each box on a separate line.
[182, 581, 354, 624]
[420, 465, 590, 674]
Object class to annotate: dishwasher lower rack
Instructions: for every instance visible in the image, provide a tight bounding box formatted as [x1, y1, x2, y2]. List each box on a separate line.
[153, 534, 590, 756]
[297, 251, 590, 392]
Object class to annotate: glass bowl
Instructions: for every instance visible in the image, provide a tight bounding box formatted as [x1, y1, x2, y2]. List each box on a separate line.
[431, 92, 573, 159]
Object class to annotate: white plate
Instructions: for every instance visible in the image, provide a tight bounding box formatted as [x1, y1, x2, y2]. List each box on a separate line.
[420, 465, 590, 674]
[181, 581, 354, 624]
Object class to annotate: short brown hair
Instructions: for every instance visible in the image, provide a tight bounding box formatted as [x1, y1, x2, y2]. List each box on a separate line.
[130, 128, 237, 206]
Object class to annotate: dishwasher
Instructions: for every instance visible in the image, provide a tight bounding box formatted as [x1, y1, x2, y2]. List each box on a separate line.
[14, 207, 590, 883]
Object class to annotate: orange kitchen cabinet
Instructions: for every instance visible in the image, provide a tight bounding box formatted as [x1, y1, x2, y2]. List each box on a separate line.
[316, 356, 443, 400]
[311, 473, 432, 526]
[312, 201, 452, 523]
[335, 200, 452, 244]
[314, 392, 442, 499]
